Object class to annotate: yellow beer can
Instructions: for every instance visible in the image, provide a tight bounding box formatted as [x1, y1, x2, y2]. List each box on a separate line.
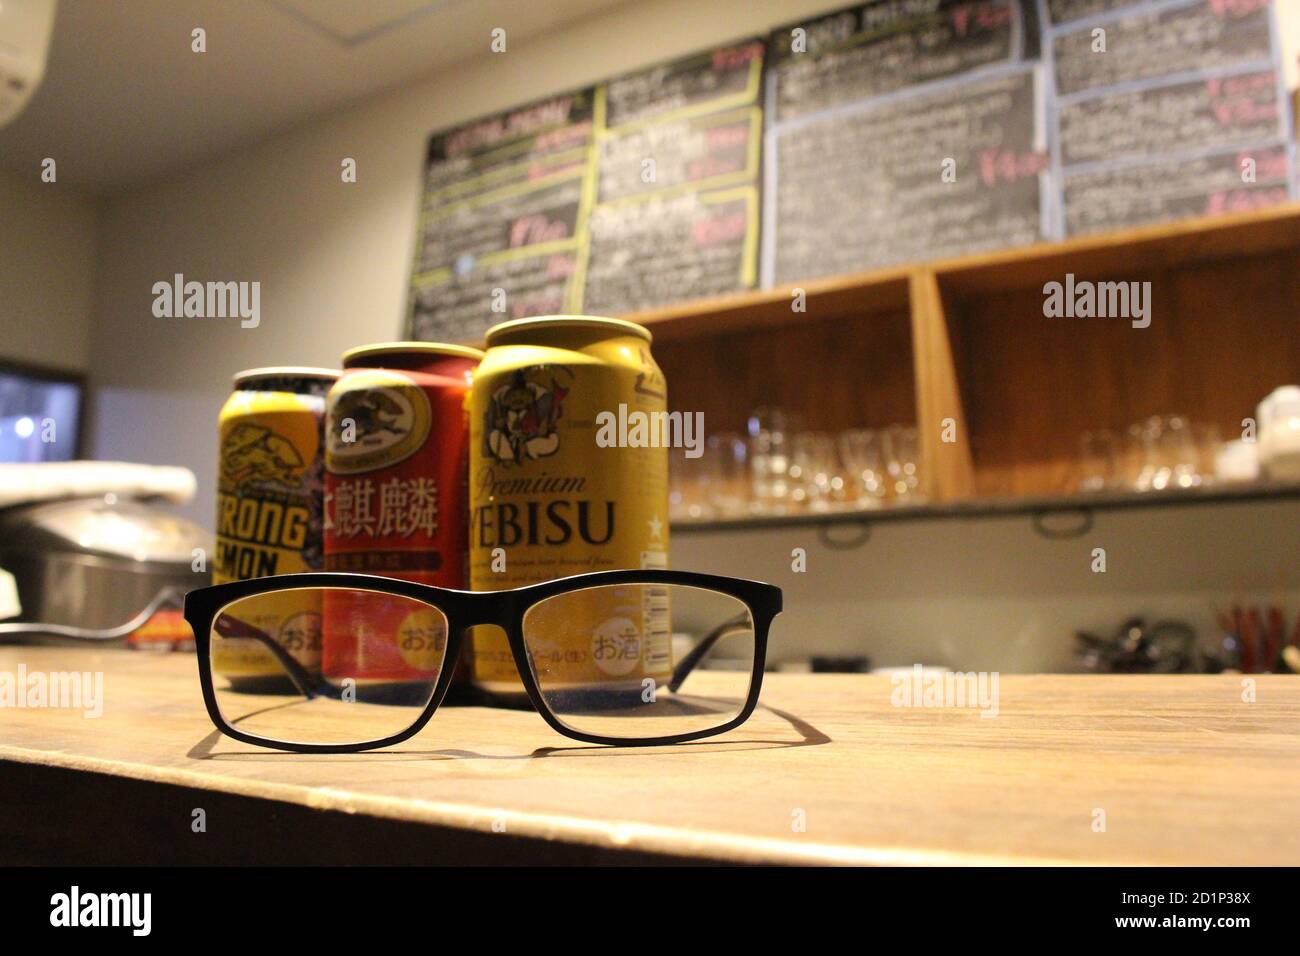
[468, 316, 670, 699]
[213, 367, 337, 687]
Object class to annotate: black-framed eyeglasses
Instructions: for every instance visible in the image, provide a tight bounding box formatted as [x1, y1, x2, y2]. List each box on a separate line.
[184, 569, 782, 752]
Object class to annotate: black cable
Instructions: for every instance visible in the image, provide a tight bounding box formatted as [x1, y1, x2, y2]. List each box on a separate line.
[0, 585, 187, 641]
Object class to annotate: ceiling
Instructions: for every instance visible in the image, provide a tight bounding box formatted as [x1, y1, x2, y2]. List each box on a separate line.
[0, 0, 635, 192]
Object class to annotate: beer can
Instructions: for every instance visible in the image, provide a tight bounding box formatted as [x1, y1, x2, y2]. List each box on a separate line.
[322, 342, 482, 684]
[214, 367, 337, 687]
[468, 316, 670, 699]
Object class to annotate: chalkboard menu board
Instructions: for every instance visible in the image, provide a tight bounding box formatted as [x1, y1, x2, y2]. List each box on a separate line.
[405, 0, 1298, 339]
[770, 67, 1045, 283]
[581, 41, 765, 315]
[408, 91, 596, 343]
[1062, 142, 1292, 234]
[1046, 0, 1293, 237]
[1051, 0, 1273, 96]
[1044, 0, 1145, 25]
[767, 0, 1025, 122]
[764, 0, 1048, 283]
[1057, 69, 1285, 166]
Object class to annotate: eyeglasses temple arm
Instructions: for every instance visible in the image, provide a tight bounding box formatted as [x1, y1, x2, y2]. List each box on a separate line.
[213, 614, 323, 698]
[667, 612, 754, 694]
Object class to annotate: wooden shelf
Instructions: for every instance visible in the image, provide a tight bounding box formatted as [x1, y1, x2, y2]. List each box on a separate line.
[624, 202, 1300, 334]
[935, 202, 1300, 298]
[625, 203, 1300, 509]
[671, 480, 1300, 535]
[622, 266, 912, 341]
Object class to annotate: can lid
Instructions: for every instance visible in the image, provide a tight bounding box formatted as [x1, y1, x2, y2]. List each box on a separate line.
[340, 341, 486, 366]
[484, 315, 652, 347]
[233, 366, 339, 386]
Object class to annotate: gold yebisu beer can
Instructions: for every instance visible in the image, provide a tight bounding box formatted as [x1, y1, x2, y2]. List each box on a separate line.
[213, 367, 337, 687]
[469, 316, 670, 699]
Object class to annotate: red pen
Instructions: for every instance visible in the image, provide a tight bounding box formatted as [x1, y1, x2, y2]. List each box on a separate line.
[1266, 606, 1284, 671]
[1248, 608, 1267, 674]
[1235, 605, 1254, 673]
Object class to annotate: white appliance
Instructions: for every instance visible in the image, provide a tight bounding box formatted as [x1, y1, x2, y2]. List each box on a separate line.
[0, 0, 57, 128]
[1257, 385, 1300, 482]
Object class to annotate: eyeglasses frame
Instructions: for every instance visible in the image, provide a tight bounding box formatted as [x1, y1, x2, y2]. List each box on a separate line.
[185, 568, 782, 753]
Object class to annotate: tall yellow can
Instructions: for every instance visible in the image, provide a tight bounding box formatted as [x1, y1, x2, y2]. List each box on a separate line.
[468, 316, 670, 699]
[213, 367, 337, 688]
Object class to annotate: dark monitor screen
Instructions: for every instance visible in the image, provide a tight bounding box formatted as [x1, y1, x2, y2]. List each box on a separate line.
[0, 360, 84, 462]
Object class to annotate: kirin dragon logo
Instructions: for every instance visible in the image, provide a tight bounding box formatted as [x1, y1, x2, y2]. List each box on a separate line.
[332, 389, 410, 446]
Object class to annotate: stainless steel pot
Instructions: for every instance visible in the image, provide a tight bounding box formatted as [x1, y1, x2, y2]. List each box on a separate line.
[0, 494, 211, 643]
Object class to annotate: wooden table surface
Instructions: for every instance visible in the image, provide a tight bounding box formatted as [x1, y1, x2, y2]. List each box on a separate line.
[2, 646, 1298, 865]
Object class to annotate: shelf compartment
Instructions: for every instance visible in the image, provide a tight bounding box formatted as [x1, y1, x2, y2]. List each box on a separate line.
[654, 304, 916, 438]
[940, 250, 1300, 498]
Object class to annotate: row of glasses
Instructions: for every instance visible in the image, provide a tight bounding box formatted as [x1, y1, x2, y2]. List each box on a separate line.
[1079, 415, 1222, 493]
[670, 407, 923, 522]
[837, 427, 921, 503]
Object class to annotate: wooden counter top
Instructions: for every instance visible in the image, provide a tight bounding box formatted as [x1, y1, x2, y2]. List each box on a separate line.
[2, 646, 1298, 865]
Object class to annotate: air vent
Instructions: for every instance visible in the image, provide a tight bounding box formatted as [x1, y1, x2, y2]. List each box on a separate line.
[267, 0, 454, 45]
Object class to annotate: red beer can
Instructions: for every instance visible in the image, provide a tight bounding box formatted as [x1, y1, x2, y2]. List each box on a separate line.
[322, 342, 482, 684]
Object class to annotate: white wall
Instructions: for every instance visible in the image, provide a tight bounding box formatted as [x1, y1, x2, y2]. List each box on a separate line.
[89, 0, 843, 523]
[0, 166, 97, 371]
[83, 0, 1300, 671]
[675, 499, 1300, 672]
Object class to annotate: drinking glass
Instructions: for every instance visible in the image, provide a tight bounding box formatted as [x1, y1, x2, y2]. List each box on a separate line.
[1124, 420, 1154, 490]
[788, 432, 840, 511]
[838, 428, 888, 505]
[703, 432, 750, 518]
[747, 407, 797, 514]
[1161, 415, 1200, 489]
[884, 425, 921, 500]
[1078, 430, 1119, 492]
[1131, 416, 1164, 491]
[1193, 423, 1221, 488]
[669, 450, 712, 521]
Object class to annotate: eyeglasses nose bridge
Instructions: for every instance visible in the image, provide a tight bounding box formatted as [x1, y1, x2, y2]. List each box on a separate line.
[455, 589, 520, 630]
